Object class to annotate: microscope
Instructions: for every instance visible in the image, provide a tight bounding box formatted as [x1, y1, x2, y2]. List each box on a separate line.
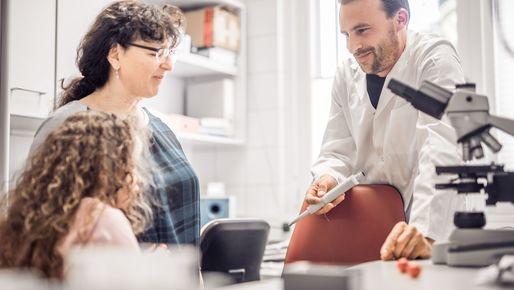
[388, 79, 514, 267]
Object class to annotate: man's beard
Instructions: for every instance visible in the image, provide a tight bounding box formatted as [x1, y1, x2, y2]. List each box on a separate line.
[354, 27, 399, 75]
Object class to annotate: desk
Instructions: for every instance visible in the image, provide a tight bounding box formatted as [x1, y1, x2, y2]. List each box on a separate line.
[220, 260, 506, 290]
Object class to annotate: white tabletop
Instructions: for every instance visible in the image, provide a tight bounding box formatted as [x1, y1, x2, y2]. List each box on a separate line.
[219, 260, 506, 290]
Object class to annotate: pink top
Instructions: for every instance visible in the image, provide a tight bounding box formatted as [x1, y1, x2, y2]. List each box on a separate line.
[56, 197, 139, 256]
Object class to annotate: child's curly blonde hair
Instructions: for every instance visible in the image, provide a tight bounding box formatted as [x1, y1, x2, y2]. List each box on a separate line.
[0, 111, 153, 279]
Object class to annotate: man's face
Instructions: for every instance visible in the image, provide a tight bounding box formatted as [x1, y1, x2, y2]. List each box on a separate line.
[340, 0, 401, 75]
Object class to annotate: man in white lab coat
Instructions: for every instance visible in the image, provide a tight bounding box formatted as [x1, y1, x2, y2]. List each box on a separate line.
[305, 0, 465, 260]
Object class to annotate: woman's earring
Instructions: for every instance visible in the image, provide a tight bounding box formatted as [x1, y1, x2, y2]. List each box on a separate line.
[115, 68, 120, 79]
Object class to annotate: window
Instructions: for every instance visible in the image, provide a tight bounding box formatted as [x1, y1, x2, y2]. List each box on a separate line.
[313, 0, 347, 79]
[310, 1, 345, 161]
[410, 0, 457, 47]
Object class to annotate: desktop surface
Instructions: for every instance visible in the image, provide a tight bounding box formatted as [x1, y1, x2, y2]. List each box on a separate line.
[218, 260, 507, 290]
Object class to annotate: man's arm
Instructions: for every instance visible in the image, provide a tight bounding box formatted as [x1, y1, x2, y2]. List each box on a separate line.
[381, 41, 467, 260]
[409, 41, 467, 241]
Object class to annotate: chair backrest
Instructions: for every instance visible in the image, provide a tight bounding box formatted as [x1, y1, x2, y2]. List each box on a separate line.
[200, 218, 270, 283]
[284, 184, 405, 266]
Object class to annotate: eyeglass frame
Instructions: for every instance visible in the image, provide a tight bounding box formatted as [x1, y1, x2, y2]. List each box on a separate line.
[126, 42, 178, 64]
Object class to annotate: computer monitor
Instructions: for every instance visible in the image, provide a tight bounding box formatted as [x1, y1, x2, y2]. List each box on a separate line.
[200, 219, 270, 283]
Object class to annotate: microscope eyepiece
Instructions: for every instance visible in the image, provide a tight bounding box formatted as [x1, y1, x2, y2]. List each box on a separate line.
[387, 79, 452, 119]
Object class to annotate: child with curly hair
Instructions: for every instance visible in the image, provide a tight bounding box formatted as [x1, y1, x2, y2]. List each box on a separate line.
[0, 111, 153, 280]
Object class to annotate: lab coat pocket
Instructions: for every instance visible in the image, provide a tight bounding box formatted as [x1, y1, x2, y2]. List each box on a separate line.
[385, 103, 418, 151]
[383, 104, 419, 184]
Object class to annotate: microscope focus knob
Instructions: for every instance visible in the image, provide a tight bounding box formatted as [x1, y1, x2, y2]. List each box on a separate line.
[456, 83, 476, 92]
[454, 211, 486, 229]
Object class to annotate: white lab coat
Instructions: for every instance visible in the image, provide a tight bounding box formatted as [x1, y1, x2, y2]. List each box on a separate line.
[311, 31, 466, 241]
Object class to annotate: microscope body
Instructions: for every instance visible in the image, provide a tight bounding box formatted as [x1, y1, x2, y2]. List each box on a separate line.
[387, 79, 514, 266]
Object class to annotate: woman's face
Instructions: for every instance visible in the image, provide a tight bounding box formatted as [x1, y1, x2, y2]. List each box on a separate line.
[118, 39, 174, 98]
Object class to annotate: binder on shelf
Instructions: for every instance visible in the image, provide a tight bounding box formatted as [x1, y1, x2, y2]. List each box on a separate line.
[186, 78, 235, 136]
[200, 118, 233, 137]
[194, 46, 237, 66]
[166, 114, 200, 134]
[184, 6, 240, 52]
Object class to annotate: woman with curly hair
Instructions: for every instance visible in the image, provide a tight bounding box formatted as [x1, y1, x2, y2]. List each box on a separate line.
[30, 1, 200, 246]
[0, 111, 153, 280]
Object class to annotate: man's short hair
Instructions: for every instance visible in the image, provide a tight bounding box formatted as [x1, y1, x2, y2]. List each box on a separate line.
[339, 0, 410, 19]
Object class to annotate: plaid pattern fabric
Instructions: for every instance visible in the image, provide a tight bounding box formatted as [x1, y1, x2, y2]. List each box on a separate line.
[138, 109, 200, 245]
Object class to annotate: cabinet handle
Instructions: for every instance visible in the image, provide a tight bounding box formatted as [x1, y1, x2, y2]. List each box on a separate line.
[10, 87, 46, 96]
[10, 87, 47, 107]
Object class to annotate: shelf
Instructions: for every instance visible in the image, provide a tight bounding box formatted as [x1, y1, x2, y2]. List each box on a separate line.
[173, 53, 237, 77]
[177, 132, 243, 147]
[10, 113, 244, 147]
[150, 0, 244, 10]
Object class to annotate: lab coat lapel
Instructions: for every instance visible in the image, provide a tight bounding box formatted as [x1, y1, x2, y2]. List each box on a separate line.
[374, 81, 396, 119]
[372, 35, 412, 147]
[347, 62, 375, 146]
[349, 61, 368, 105]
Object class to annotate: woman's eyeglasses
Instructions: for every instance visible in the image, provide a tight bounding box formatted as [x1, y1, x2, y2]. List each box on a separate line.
[127, 42, 179, 64]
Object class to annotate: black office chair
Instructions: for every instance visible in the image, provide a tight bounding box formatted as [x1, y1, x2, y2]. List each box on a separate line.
[200, 218, 270, 283]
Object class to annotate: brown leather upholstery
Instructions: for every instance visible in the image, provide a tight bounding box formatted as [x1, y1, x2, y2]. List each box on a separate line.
[284, 184, 405, 266]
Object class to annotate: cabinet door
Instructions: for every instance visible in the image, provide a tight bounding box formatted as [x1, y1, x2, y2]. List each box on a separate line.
[8, 0, 56, 118]
[56, 0, 111, 87]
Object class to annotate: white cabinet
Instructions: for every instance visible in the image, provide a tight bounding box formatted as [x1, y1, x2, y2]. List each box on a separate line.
[6, 0, 113, 184]
[7, 0, 56, 118]
[56, 0, 112, 86]
[5, 0, 56, 187]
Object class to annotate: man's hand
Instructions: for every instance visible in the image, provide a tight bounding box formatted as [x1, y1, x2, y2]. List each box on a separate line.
[380, 221, 434, 260]
[304, 175, 343, 215]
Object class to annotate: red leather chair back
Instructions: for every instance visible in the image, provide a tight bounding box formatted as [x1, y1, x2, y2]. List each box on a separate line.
[284, 185, 405, 266]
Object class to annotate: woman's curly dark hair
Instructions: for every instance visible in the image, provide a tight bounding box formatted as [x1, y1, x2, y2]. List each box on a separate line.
[59, 0, 186, 107]
[0, 111, 153, 280]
